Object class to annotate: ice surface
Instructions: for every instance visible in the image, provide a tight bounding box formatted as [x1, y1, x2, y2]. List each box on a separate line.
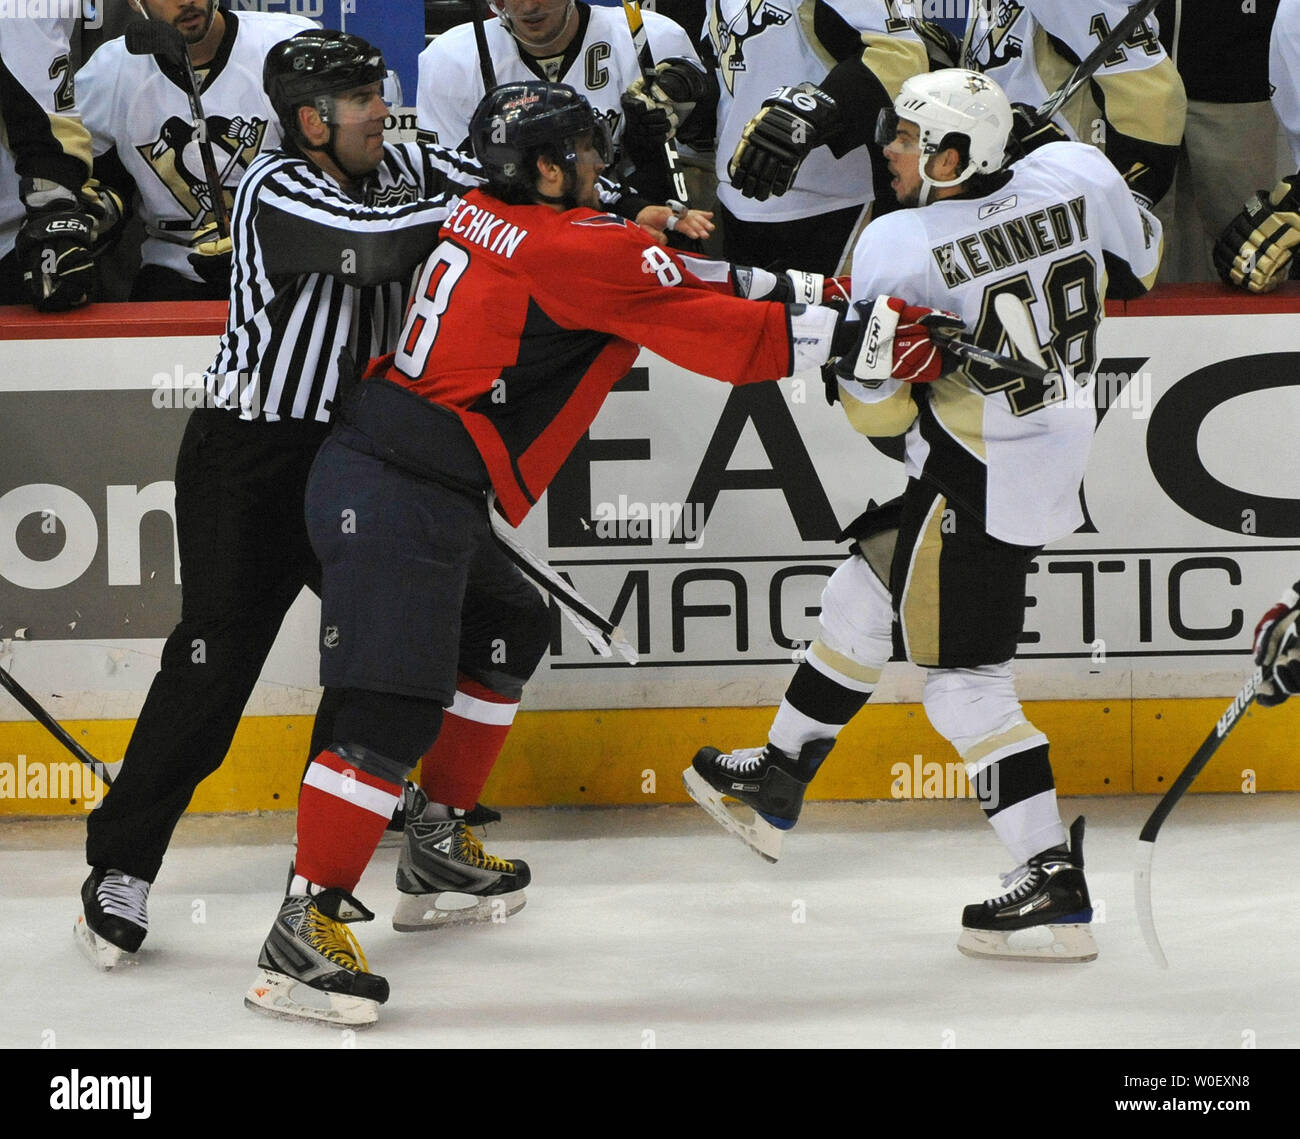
[4, 795, 1297, 1052]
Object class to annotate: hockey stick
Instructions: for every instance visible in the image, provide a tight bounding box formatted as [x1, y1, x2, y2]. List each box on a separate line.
[928, 328, 1056, 384]
[1034, 0, 1161, 124]
[485, 500, 638, 664]
[124, 20, 231, 239]
[1133, 665, 1265, 968]
[620, 0, 691, 207]
[471, 0, 498, 92]
[0, 665, 116, 788]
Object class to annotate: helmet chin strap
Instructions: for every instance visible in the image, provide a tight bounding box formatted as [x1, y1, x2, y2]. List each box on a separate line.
[918, 155, 978, 205]
[299, 98, 373, 183]
[533, 167, 580, 211]
[505, 0, 578, 56]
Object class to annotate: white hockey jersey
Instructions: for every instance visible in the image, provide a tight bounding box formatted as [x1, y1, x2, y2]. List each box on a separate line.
[1273, 0, 1300, 169]
[961, 0, 1181, 143]
[842, 142, 1162, 547]
[706, 0, 925, 222]
[75, 10, 315, 282]
[0, 15, 90, 260]
[416, 5, 701, 152]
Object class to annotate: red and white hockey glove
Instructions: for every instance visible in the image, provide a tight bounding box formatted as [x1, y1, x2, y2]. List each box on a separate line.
[1252, 587, 1300, 706]
[837, 295, 964, 386]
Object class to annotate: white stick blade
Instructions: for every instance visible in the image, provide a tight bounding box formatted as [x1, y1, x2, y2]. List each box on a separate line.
[1134, 838, 1170, 969]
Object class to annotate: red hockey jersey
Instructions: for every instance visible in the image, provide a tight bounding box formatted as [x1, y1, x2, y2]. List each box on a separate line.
[371, 189, 798, 525]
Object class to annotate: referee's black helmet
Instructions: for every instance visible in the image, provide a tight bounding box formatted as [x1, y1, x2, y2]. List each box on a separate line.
[469, 81, 611, 203]
[264, 30, 389, 138]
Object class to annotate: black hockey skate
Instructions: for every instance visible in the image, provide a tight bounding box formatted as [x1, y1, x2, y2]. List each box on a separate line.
[381, 783, 501, 848]
[74, 868, 150, 971]
[246, 888, 389, 1027]
[392, 784, 530, 931]
[683, 741, 831, 863]
[957, 816, 1097, 963]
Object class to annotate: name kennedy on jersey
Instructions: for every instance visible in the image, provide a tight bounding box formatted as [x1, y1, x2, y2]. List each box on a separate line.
[933, 194, 1088, 288]
[445, 198, 528, 258]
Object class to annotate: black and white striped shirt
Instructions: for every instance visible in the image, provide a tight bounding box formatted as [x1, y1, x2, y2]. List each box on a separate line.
[204, 141, 482, 423]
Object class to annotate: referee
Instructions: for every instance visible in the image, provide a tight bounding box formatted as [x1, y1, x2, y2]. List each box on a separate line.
[75, 29, 482, 968]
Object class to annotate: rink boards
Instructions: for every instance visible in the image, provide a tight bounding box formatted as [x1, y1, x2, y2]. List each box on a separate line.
[1, 289, 1297, 812]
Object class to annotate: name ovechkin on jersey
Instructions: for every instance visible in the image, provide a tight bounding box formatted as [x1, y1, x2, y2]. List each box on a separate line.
[445, 199, 528, 258]
[933, 193, 1087, 288]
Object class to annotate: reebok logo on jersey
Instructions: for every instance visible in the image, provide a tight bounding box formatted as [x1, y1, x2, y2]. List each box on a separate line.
[978, 194, 1018, 219]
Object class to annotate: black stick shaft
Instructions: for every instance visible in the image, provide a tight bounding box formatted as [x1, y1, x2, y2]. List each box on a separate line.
[1138, 666, 1264, 843]
[1036, 0, 1161, 123]
[0, 666, 114, 787]
[472, 0, 497, 91]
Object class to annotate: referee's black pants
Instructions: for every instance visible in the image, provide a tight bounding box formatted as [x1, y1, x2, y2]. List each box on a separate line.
[85, 408, 330, 883]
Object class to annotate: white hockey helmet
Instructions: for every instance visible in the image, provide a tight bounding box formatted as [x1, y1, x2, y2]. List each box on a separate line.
[881, 68, 1013, 204]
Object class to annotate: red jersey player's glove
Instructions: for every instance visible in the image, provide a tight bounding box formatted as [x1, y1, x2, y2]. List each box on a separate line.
[836, 295, 964, 385]
[1252, 589, 1300, 706]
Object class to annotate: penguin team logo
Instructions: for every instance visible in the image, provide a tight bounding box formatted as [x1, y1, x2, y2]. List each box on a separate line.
[136, 114, 268, 228]
[964, 1, 1026, 73]
[709, 0, 792, 95]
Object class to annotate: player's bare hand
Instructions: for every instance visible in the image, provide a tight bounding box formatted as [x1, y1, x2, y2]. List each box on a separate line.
[636, 205, 714, 244]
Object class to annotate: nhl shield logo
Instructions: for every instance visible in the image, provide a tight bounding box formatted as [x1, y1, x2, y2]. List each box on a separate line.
[323, 626, 340, 649]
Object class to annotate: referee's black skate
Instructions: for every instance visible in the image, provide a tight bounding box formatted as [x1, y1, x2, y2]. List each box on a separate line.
[74, 868, 150, 971]
[957, 816, 1097, 963]
[245, 888, 389, 1028]
[392, 784, 529, 931]
[683, 741, 832, 863]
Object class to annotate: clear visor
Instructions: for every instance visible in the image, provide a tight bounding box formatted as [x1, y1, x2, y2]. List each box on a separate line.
[573, 120, 614, 169]
[875, 108, 921, 152]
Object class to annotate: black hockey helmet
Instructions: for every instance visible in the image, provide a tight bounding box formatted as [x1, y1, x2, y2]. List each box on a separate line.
[263, 29, 389, 137]
[469, 81, 611, 203]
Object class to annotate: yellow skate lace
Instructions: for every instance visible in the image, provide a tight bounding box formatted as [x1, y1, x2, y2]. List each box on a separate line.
[457, 824, 514, 873]
[305, 908, 371, 974]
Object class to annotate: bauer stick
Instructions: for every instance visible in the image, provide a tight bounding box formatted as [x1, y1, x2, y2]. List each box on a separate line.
[1133, 665, 1265, 968]
[0, 664, 116, 788]
[125, 19, 231, 238]
[620, 0, 691, 207]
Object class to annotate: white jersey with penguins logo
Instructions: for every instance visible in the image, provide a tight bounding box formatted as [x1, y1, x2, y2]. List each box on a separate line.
[707, 0, 924, 222]
[844, 142, 1162, 547]
[962, 0, 1172, 134]
[416, 5, 700, 152]
[75, 10, 316, 282]
[0, 14, 87, 259]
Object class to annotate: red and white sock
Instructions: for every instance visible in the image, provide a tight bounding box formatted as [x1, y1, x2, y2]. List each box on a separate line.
[294, 749, 403, 893]
[418, 676, 518, 813]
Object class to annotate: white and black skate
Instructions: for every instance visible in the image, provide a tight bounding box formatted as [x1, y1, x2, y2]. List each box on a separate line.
[74, 868, 150, 971]
[683, 744, 816, 863]
[958, 816, 1097, 963]
[246, 888, 389, 1028]
[392, 784, 529, 931]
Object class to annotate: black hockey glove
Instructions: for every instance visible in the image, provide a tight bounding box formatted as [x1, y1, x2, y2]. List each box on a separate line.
[914, 19, 961, 69]
[1253, 593, 1300, 706]
[187, 222, 233, 288]
[16, 204, 95, 311]
[1008, 102, 1069, 159]
[621, 57, 708, 147]
[1214, 174, 1300, 294]
[728, 82, 839, 201]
